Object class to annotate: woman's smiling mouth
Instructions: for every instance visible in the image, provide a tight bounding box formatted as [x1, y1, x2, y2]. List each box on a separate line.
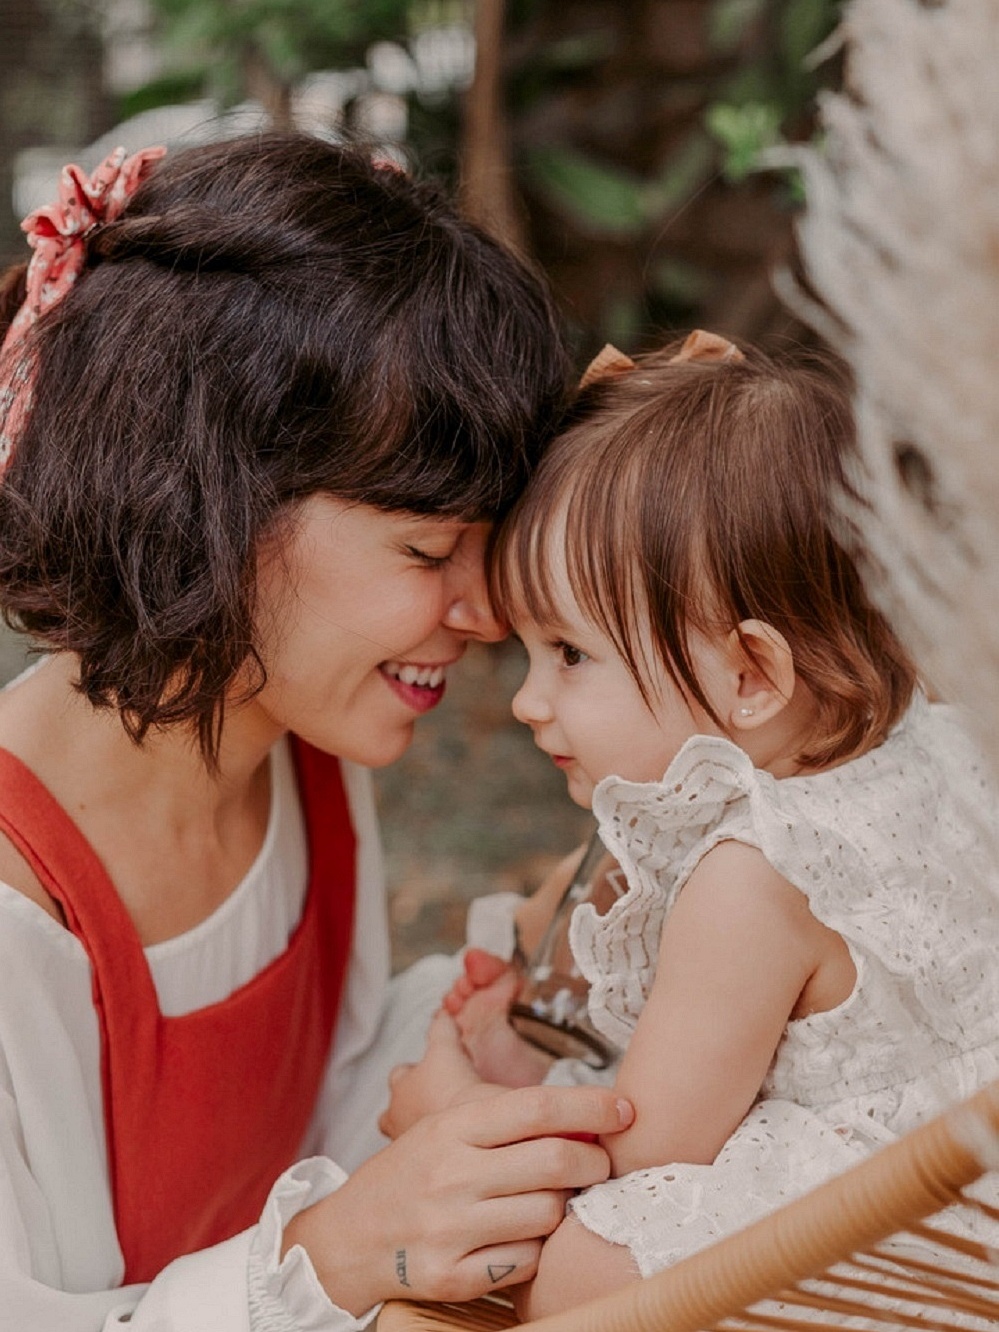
[379, 660, 449, 713]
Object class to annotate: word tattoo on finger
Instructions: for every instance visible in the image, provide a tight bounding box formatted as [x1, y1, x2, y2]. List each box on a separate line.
[488, 1263, 516, 1284]
[395, 1249, 411, 1287]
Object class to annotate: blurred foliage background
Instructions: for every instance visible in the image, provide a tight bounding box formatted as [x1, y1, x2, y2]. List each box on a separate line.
[1, 0, 842, 349]
[0, 0, 842, 964]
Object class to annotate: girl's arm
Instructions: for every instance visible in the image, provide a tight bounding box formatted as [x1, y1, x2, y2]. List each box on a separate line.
[604, 838, 843, 1174]
[521, 838, 854, 1319]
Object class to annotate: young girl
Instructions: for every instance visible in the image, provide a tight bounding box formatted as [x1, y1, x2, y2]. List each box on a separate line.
[383, 331, 999, 1318]
[0, 133, 633, 1332]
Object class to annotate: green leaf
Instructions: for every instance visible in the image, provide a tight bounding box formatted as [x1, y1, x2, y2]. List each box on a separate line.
[706, 100, 783, 181]
[641, 133, 716, 215]
[524, 146, 647, 238]
[117, 70, 208, 122]
[780, 0, 836, 71]
[542, 31, 617, 71]
[709, 0, 767, 54]
[651, 257, 712, 305]
[524, 134, 716, 239]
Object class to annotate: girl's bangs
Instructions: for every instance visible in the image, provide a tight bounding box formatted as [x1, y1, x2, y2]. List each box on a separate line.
[492, 430, 646, 669]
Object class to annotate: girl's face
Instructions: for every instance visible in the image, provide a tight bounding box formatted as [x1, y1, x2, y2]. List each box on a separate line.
[510, 559, 725, 808]
[246, 495, 503, 766]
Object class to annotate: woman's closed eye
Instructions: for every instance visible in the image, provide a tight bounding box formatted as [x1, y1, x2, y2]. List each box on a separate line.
[404, 544, 455, 570]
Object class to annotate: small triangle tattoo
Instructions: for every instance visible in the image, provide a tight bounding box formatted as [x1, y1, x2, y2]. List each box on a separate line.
[488, 1263, 516, 1283]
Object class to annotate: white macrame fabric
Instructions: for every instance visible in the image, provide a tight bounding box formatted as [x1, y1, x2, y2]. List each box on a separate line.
[788, 0, 999, 775]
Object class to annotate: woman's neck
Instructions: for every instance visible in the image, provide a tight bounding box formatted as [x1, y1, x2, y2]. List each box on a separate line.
[0, 652, 280, 943]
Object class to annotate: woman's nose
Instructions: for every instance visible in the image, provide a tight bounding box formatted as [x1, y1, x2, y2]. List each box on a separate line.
[442, 525, 506, 643]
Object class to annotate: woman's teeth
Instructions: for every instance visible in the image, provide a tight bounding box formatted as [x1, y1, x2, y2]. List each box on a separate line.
[383, 662, 446, 689]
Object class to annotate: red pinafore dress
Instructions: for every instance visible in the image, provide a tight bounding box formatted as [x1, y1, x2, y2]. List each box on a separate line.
[0, 738, 355, 1284]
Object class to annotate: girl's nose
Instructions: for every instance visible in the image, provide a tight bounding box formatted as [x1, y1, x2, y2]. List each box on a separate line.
[511, 669, 551, 725]
[442, 525, 505, 643]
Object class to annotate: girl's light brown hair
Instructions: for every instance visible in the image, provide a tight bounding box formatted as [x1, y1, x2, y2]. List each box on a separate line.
[492, 337, 916, 769]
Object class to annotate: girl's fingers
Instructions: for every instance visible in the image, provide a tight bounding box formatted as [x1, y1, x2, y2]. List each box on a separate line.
[442, 973, 475, 1015]
[464, 948, 511, 988]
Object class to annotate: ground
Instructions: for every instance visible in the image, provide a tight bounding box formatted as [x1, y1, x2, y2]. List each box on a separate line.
[0, 630, 590, 970]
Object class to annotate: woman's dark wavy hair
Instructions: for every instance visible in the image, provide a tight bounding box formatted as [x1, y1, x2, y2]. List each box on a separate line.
[493, 338, 916, 769]
[0, 132, 571, 762]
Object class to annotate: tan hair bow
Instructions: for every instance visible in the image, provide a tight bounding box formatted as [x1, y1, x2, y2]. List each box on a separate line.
[579, 328, 744, 391]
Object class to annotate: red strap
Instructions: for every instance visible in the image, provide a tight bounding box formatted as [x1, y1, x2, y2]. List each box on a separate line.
[0, 740, 355, 1282]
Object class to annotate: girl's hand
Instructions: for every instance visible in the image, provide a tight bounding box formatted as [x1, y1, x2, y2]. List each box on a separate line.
[445, 950, 554, 1088]
[380, 1010, 500, 1140]
[442, 947, 513, 1015]
[283, 1084, 634, 1315]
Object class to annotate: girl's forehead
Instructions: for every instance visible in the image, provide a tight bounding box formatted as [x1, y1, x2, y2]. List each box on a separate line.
[504, 565, 590, 639]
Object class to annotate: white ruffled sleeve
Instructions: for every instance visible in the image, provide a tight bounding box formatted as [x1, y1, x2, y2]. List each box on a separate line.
[571, 737, 761, 1049]
[246, 1159, 380, 1332]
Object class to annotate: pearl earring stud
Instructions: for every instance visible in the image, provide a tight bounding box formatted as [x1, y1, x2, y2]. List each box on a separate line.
[739, 706, 755, 717]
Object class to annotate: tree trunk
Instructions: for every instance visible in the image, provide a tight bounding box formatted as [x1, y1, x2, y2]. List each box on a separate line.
[460, 0, 525, 253]
[242, 43, 294, 130]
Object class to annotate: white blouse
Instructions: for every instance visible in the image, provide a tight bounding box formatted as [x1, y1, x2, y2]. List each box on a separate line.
[0, 735, 456, 1332]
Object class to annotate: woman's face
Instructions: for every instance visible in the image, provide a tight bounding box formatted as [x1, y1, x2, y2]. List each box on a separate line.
[247, 495, 503, 766]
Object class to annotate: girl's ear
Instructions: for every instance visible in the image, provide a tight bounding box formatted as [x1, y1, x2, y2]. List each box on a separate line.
[722, 620, 796, 732]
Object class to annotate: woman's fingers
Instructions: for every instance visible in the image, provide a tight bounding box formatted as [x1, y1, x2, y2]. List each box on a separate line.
[453, 1240, 543, 1297]
[289, 1084, 634, 1311]
[398, 1238, 543, 1303]
[437, 1133, 610, 1207]
[456, 1083, 633, 1151]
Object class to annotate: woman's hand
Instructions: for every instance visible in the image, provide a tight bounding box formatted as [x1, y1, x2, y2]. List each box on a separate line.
[283, 1083, 634, 1316]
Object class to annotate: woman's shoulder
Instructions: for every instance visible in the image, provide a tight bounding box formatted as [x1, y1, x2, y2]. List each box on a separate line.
[0, 836, 64, 924]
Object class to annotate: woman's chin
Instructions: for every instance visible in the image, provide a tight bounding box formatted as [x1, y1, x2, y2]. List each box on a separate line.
[340, 722, 418, 769]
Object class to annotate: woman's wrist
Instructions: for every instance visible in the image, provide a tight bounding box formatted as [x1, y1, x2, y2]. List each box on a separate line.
[281, 1189, 382, 1318]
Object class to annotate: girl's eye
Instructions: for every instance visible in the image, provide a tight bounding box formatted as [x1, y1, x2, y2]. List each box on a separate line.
[557, 640, 589, 668]
[406, 545, 454, 570]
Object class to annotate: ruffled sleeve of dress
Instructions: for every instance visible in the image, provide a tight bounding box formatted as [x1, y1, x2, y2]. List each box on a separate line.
[569, 735, 766, 1051]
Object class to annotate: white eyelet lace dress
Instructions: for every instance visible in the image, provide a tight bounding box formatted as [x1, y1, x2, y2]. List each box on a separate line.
[566, 696, 999, 1278]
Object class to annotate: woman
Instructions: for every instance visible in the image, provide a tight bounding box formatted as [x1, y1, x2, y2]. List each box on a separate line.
[0, 132, 631, 1331]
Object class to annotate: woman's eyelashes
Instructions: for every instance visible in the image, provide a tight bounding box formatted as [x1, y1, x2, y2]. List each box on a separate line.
[404, 544, 455, 570]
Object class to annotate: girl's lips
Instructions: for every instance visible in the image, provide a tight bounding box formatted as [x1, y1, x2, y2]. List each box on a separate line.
[550, 755, 573, 768]
[379, 661, 449, 715]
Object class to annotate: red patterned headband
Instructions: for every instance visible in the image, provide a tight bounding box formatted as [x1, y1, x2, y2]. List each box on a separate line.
[0, 144, 166, 473]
